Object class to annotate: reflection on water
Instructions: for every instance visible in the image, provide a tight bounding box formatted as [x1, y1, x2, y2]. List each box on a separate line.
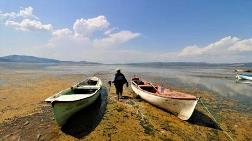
[236, 79, 252, 85]
[173, 75, 252, 106]
[46, 64, 116, 75]
[0, 79, 3, 85]
[61, 87, 107, 138]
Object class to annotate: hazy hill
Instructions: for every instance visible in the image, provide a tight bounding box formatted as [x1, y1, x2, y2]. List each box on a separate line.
[0, 55, 100, 64]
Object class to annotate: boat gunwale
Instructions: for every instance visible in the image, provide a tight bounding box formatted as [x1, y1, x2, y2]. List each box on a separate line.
[51, 87, 101, 107]
[50, 77, 102, 106]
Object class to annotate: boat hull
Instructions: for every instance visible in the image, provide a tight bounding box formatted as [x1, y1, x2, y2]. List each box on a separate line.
[52, 89, 101, 126]
[45, 76, 103, 126]
[236, 74, 252, 81]
[131, 82, 198, 120]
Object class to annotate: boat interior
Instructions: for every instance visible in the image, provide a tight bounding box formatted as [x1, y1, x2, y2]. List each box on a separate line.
[60, 78, 100, 95]
[77, 79, 98, 86]
[72, 88, 97, 94]
[132, 77, 145, 85]
[139, 85, 157, 93]
[132, 77, 158, 93]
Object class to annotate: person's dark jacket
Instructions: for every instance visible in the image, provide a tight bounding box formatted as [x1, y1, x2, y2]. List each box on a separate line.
[113, 72, 128, 87]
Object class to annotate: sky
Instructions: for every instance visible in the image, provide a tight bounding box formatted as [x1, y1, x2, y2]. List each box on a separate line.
[1, 0, 252, 63]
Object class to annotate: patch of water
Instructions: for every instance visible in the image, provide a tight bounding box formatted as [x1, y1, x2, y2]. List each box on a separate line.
[0, 79, 4, 86]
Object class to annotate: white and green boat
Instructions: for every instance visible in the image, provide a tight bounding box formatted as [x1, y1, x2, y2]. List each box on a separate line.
[45, 77, 102, 126]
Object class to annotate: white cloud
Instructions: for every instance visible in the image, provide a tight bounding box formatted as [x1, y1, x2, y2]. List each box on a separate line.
[229, 38, 252, 51]
[175, 36, 252, 63]
[38, 22, 140, 62]
[104, 27, 118, 35]
[73, 16, 110, 37]
[178, 36, 239, 57]
[177, 45, 202, 57]
[47, 16, 139, 49]
[52, 28, 73, 38]
[0, 6, 38, 20]
[5, 19, 53, 31]
[19, 6, 38, 19]
[47, 28, 91, 48]
[0, 11, 17, 19]
[93, 30, 140, 48]
[1, 6, 51, 32]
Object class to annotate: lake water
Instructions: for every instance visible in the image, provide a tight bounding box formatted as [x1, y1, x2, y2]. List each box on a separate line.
[0, 80, 3, 86]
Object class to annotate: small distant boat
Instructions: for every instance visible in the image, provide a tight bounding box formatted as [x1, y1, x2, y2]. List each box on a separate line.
[234, 69, 252, 73]
[131, 77, 199, 120]
[236, 74, 252, 81]
[45, 77, 102, 126]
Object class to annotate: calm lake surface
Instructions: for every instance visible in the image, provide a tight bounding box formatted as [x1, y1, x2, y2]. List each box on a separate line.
[0, 80, 3, 86]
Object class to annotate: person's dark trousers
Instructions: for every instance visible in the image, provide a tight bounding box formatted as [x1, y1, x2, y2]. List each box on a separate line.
[115, 84, 123, 100]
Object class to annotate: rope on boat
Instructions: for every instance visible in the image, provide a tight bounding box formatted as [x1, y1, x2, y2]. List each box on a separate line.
[199, 98, 235, 141]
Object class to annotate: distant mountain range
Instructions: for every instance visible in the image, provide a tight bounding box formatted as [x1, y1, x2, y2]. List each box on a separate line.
[0, 55, 251, 67]
[0, 55, 100, 64]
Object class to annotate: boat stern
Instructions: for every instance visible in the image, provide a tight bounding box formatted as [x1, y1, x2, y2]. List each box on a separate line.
[177, 97, 199, 120]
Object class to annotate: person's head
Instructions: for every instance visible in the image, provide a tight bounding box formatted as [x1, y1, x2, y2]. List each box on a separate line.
[116, 68, 121, 73]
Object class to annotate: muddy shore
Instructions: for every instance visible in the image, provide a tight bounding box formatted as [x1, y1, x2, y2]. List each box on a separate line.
[0, 66, 251, 141]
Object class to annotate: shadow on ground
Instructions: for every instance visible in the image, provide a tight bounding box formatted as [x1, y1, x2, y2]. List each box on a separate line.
[61, 87, 108, 138]
[121, 95, 132, 99]
[188, 110, 221, 130]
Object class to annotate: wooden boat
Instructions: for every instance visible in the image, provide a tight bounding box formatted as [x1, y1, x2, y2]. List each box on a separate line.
[236, 74, 252, 81]
[131, 77, 199, 120]
[45, 77, 102, 126]
[234, 69, 252, 73]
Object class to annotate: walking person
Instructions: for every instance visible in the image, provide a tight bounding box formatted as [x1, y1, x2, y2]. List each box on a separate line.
[109, 68, 128, 100]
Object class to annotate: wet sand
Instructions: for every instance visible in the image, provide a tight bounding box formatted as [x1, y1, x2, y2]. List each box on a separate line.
[0, 66, 251, 141]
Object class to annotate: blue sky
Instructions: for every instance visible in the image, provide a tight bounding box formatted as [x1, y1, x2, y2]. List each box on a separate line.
[1, 0, 252, 63]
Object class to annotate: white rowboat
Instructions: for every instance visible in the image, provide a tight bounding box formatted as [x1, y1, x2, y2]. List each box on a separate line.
[131, 77, 199, 120]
